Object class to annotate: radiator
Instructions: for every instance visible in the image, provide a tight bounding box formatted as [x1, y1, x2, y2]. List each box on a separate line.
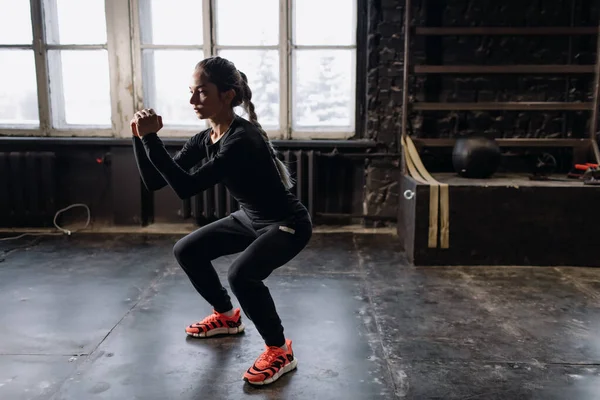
[0, 152, 57, 227]
[190, 150, 317, 224]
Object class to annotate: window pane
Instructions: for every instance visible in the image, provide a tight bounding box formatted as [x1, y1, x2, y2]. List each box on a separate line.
[0, 0, 32, 45]
[216, 0, 278, 45]
[293, 50, 354, 129]
[143, 50, 205, 126]
[48, 50, 111, 126]
[140, 0, 203, 45]
[294, 0, 355, 46]
[0, 50, 39, 125]
[218, 50, 279, 128]
[44, 0, 107, 44]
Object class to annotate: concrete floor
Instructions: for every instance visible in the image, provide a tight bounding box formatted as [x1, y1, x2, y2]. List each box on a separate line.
[1, 233, 600, 399]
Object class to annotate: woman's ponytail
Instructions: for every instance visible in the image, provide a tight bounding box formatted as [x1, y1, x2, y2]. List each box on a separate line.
[238, 71, 294, 190]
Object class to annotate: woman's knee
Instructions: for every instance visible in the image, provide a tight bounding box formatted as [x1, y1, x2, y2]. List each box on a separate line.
[227, 267, 240, 289]
[228, 260, 266, 294]
[173, 234, 203, 266]
[227, 266, 252, 293]
[172, 237, 188, 264]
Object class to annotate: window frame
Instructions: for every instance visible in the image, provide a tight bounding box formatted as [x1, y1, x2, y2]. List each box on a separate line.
[131, 0, 212, 137]
[288, 0, 358, 139]
[1, 0, 360, 140]
[0, 0, 46, 136]
[0, 0, 135, 137]
[212, 0, 283, 138]
[135, 0, 357, 139]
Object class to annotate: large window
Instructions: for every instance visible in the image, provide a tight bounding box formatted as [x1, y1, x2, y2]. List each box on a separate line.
[136, 0, 206, 128]
[44, 0, 111, 128]
[0, 0, 39, 128]
[0, 0, 357, 139]
[292, 0, 356, 136]
[215, 0, 281, 132]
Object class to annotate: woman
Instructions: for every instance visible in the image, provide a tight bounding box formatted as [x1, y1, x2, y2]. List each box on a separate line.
[130, 56, 312, 386]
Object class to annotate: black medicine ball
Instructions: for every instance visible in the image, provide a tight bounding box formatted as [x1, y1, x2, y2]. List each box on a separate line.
[452, 137, 501, 179]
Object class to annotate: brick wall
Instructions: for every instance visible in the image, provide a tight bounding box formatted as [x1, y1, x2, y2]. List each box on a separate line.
[364, 0, 599, 221]
[364, 0, 406, 222]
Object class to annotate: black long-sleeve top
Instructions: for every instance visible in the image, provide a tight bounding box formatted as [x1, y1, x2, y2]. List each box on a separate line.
[133, 115, 308, 224]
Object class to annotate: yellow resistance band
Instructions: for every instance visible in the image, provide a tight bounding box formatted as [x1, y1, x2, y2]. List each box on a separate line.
[402, 135, 450, 249]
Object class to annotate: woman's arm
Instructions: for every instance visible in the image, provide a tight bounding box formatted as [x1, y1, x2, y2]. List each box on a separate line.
[141, 131, 245, 199]
[132, 132, 206, 191]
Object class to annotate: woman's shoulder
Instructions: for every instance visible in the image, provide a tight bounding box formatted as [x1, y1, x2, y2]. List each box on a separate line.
[175, 129, 210, 155]
[231, 115, 256, 132]
[183, 128, 211, 147]
[225, 116, 262, 143]
[198, 128, 212, 142]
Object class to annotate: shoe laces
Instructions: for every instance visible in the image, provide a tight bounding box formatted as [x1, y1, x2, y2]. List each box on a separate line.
[198, 311, 220, 325]
[258, 346, 285, 365]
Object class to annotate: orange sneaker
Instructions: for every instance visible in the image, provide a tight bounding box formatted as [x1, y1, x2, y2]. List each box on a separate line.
[242, 339, 297, 385]
[185, 308, 245, 338]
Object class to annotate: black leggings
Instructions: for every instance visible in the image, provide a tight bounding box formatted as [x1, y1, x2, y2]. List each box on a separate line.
[173, 210, 312, 347]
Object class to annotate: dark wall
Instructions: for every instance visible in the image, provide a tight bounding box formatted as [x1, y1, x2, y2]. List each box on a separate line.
[364, 0, 599, 219]
[0, 141, 369, 229]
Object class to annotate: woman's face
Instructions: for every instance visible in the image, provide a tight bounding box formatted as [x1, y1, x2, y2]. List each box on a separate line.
[189, 69, 234, 120]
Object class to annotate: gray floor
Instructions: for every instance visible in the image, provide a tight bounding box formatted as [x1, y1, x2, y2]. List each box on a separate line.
[1, 233, 600, 399]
